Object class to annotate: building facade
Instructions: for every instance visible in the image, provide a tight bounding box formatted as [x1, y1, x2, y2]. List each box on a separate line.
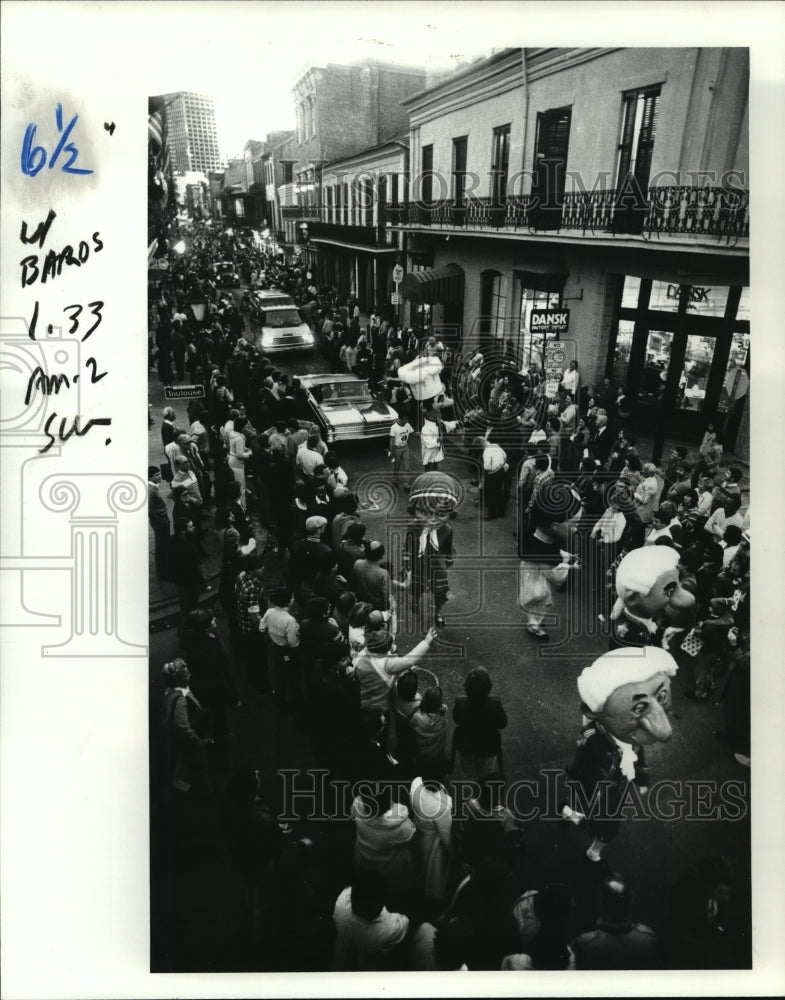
[162, 91, 222, 175]
[290, 60, 427, 277]
[390, 47, 749, 458]
[303, 138, 408, 310]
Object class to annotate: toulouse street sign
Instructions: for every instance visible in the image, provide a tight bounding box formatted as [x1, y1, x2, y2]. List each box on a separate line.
[165, 384, 205, 400]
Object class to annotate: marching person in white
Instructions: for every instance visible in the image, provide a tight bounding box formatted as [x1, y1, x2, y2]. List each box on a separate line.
[389, 412, 415, 490]
[420, 408, 461, 472]
[481, 438, 509, 520]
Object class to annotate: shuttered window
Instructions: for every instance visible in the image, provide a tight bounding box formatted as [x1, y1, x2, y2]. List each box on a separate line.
[530, 106, 571, 229]
[491, 124, 511, 205]
[421, 144, 433, 203]
[452, 136, 468, 205]
[617, 87, 660, 194]
[533, 107, 572, 195]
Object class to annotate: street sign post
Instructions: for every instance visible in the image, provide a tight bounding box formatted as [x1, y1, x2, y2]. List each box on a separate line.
[391, 292, 400, 305]
[392, 264, 404, 284]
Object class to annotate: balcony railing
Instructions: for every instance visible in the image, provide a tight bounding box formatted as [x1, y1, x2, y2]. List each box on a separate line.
[386, 186, 749, 246]
[290, 205, 320, 220]
[308, 219, 389, 247]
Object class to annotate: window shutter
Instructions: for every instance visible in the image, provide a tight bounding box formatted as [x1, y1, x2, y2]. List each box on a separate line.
[634, 91, 660, 190]
[617, 95, 637, 185]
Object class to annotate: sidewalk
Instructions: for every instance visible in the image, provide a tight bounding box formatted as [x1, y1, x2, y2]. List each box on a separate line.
[147, 370, 269, 628]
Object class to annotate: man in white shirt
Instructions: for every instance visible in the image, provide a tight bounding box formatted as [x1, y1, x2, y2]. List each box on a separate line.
[259, 586, 300, 705]
[704, 497, 744, 541]
[296, 433, 326, 479]
[481, 438, 508, 520]
[389, 413, 414, 490]
[332, 871, 409, 971]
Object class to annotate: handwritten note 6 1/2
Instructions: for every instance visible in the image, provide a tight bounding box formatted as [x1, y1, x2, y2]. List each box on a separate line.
[17, 103, 113, 454]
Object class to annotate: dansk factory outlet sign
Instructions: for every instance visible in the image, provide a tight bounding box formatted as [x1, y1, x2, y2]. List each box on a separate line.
[530, 308, 570, 335]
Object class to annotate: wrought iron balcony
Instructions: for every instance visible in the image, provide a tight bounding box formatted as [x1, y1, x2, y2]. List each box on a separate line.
[281, 204, 320, 219]
[307, 219, 390, 247]
[387, 185, 749, 246]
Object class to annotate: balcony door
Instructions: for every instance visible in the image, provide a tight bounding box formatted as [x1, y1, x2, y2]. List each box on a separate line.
[529, 106, 571, 231]
[452, 136, 468, 207]
[491, 125, 511, 207]
[614, 87, 660, 235]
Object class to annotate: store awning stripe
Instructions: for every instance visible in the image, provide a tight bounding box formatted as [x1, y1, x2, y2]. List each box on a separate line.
[401, 263, 465, 305]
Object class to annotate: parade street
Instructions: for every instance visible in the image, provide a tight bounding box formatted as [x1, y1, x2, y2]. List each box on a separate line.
[147, 284, 750, 972]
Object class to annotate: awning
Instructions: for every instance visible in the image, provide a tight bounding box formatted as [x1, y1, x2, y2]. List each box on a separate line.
[310, 237, 399, 254]
[401, 263, 464, 305]
[513, 258, 568, 292]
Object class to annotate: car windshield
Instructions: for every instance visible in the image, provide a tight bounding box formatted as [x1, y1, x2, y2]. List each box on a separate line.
[214, 263, 233, 273]
[314, 381, 373, 403]
[264, 309, 302, 328]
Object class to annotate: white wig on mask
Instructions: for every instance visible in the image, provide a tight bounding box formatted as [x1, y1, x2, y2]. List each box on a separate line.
[611, 545, 680, 620]
[578, 647, 678, 713]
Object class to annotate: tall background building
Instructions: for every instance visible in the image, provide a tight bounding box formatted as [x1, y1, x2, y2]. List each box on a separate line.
[162, 91, 221, 175]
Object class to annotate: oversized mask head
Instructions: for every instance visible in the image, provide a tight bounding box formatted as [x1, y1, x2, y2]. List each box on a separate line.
[613, 546, 695, 624]
[408, 471, 462, 530]
[578, 647, 678, 746]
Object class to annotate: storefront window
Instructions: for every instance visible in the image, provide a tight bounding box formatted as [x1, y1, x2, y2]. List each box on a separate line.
[676, 335, 716, 411]
[611, 320, 635, 387]
[648, 280, 681, 312]
[736, 286, 750, 321]
[621, 275, 641, 309]
[637, 330, 673, 403]
[490, 274, 507, 338]
[717, 331, 750, 413]
[519, 287, 560, 372]
[683, 285, 729, 317]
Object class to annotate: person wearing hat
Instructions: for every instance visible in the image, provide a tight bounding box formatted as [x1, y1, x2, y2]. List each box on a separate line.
[561, 647, 678, 862]
[354, 626, 439, 733]
[610, 545, 695, 651]
[288, 515, 331, 601]
[517, 480, 581, 639]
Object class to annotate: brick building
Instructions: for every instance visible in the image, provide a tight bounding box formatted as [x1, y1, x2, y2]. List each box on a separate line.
[290, 60, 426, 280]
[390, 47, 749, 459]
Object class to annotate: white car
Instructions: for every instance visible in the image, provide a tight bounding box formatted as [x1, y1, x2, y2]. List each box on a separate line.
[254, 302, 314, 354]
[299, 373, 398, 443]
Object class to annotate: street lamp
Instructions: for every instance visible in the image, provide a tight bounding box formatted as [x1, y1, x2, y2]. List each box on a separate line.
[189, 286, 207, 325]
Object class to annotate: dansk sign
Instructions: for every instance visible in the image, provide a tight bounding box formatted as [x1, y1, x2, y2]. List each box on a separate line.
[530, 308, 570, 335]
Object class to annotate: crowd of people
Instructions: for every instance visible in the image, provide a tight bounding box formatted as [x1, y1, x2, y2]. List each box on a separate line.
[149, 223, 750, 972]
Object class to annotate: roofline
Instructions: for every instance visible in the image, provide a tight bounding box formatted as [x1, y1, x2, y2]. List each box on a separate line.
[401, 48, 520, 107]
[322, 136, 409, 170]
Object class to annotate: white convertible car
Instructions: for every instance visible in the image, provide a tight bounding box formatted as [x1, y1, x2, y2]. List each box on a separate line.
[298, 373, 398, 444]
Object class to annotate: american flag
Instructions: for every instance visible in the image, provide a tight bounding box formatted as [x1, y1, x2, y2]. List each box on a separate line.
[148, 96, 171, 179]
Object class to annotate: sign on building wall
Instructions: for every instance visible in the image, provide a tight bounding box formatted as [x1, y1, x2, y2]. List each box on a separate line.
[530, 308, 570, 335]
[543, 342, 568, 395]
